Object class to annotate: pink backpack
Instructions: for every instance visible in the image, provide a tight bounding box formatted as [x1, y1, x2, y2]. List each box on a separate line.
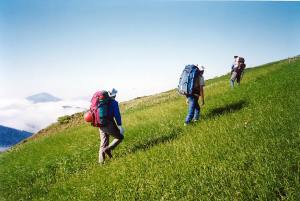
[89, 91, 110, 127]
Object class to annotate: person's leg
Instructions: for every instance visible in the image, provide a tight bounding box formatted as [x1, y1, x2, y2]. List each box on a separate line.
[99, 129, 109, 163]
[185, 96, 195, 124]
[106, 121, 124, 151]
[193, 96, 200, 121]
[236, 72, 241, 86]
[230, 72, 237, 88]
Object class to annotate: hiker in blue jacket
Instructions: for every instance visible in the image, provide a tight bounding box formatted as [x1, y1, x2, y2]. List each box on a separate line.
[185, 65, 205, 125]
[98, 88, 124, 163]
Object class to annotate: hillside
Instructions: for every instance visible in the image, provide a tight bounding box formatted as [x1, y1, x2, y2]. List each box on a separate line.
[0, 58, 299, 200]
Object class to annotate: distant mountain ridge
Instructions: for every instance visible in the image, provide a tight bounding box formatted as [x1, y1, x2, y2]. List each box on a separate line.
[26, 92, 61, 103]
[0, 125, 33, 148]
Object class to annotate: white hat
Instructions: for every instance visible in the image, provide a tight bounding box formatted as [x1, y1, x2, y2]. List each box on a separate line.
[199, 65, 205, 71]
[109, 88, 118, 97]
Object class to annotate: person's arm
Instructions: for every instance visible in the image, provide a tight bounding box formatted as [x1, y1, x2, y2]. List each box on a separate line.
[200, 86, 204, 106]
[113, 101, 122, 126]
[199, 76, 205, 106]
[113, 101, 124, 134]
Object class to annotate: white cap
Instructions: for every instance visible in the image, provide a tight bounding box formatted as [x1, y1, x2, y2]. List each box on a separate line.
[199, 65, 205, 71]
[109, 88, 118, 97]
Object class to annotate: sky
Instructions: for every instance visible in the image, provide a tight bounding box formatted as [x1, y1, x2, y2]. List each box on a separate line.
[0, 0, 299, 131]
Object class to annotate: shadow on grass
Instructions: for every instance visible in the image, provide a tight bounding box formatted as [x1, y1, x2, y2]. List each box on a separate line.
[127, 128, 183, 154]
[206, 100, 248, 119]
[122, 100, 247, 155]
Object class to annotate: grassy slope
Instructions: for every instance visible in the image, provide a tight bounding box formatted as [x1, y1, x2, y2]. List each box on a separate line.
[0, 59, 299, 200]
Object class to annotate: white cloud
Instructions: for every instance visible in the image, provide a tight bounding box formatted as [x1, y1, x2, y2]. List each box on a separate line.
[0, 98, 89, 133]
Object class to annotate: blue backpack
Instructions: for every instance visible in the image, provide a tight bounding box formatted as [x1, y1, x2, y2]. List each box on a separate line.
[178, 64, 200, 95]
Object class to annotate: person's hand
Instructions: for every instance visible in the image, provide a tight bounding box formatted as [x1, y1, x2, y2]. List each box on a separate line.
[201, 101, 205, 107]
[118, 125, 124, 135]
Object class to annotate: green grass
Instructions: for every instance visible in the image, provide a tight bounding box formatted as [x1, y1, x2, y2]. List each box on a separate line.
[0, 58, 300, 200]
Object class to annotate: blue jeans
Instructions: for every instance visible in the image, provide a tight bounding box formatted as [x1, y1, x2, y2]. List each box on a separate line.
[185, 95, 200, 123]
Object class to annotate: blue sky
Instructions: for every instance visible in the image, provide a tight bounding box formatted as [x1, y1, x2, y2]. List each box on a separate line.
[0, 0, 299, 101]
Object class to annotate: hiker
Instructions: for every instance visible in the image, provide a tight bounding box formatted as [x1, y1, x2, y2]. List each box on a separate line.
[230, 56, 246, 87]
[98, 88, 124, 163]
[178, 64, 205, 125]
[85, 89, 124, 163]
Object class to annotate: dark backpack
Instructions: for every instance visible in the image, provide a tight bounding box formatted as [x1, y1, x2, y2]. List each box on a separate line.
[239, 63, 246, 70]
[90, 91, 111, 127]
[238, 57, 245, 63]
[178, 64, 200, 96]
[234, 57, 246, 73]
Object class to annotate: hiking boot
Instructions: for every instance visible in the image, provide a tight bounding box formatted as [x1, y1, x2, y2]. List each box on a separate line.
[105, 148, 113, 158]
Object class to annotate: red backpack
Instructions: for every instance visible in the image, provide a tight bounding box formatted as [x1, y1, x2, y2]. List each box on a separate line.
[89, 91, 111, 127]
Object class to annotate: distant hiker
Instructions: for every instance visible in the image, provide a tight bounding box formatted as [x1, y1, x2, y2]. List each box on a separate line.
[178, 64, 205, 125]
[230, 56, 246, 87]
[85, 88, 124, 164]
